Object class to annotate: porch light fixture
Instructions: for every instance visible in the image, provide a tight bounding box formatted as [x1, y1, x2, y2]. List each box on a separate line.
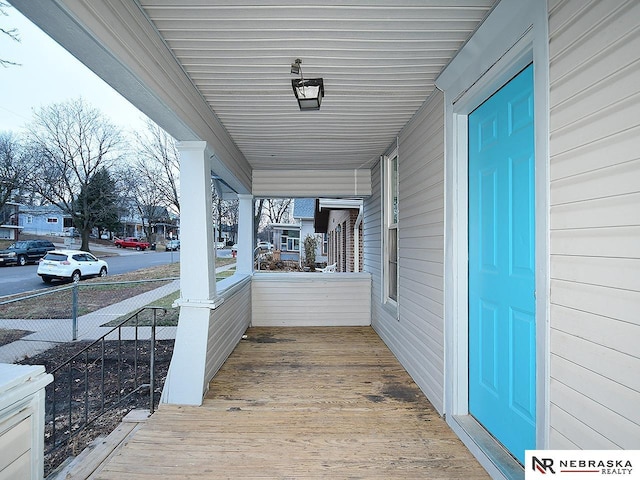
[290, 58, 324, 111]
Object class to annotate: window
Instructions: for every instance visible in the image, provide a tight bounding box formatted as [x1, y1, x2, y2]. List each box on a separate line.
[47, 217, 58, 223]
[26, 215, 33, 224]
[384, 153, 399, 303]
[322, 233, 328, 255]
[280, 229, 300, 251]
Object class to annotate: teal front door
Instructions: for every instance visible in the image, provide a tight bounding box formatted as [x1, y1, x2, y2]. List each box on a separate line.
[468, 64, 536, 464]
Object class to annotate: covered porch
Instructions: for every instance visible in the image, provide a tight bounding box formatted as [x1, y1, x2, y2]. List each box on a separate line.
[92, 326, 489, 479]
[12, 2, 639, 479]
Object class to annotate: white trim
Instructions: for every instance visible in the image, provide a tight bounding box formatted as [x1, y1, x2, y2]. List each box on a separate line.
[382, 149, 399, 309]
[354, 205, 363, 273]
[236, 194, 254, 275]
[438, 0, 550, 473]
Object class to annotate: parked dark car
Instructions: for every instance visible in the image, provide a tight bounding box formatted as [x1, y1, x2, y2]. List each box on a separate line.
[0, 240, 56, 266]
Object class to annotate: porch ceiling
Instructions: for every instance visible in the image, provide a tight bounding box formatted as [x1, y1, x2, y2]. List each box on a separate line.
[10, 0, 496, 178]
[138, 0, 495, 171]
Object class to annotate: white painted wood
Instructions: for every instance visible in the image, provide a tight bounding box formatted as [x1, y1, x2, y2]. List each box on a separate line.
[163, 277, 252, 405]
[0, 416, 30, 473]
[205, 278, 252, 383]
[236, 194, 254, 275]
[177, 141, 217, 302]
[0, 364, 52, 480]
[161, 306, 212, 405]
[251, 273, 371, 327]
[252, 169, 372, 197]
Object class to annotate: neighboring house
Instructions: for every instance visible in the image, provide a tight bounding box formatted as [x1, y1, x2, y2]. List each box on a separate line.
[18, 205, 72, 236]
[315, 198, 363, 272]
[118, 210, 146, 239]
[9, 1, 640, 478]
[268, 223, 301, 262]
[121, 206, 179, 240]
[0, 202, 20, 240]
[292, 198, 327, 266]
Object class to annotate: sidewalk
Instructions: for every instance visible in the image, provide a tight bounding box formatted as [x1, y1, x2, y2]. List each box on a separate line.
[0, 262, 236, 364]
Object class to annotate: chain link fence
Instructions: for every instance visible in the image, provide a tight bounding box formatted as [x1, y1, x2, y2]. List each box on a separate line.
[0, 278, 180, 365]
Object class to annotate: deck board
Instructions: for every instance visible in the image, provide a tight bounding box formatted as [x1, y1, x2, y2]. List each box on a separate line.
[93, 327, 489, 479]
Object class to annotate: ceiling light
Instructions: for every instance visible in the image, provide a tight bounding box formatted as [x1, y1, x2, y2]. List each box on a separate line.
[290, 58, 324, 111]
[292, 78, 324, 111]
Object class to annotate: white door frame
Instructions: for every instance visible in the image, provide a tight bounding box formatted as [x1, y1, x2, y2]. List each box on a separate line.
[436, 0, 550, 477]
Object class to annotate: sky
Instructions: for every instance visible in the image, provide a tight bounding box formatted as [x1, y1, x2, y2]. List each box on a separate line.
[0, 6, 148, 134]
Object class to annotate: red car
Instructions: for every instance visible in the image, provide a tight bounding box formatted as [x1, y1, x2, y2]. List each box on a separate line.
[114, 237, 151, 251]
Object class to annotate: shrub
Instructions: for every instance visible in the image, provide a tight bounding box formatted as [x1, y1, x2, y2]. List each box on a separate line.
[303, 234, 318, 268]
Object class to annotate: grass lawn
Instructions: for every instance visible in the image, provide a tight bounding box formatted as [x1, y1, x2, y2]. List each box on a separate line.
[104, 267, 236, 327]
[0, 257, 236, 321]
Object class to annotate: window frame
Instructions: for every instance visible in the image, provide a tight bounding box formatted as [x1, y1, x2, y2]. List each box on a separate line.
[383, 151, 399, 306]
[279, 229, 300, 252]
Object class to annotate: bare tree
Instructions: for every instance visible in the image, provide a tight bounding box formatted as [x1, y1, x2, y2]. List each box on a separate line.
[221, 198, 239, 243]
[0, 131, 29, 211]
[211, 181, 238, 245]
[253, 198, 265, 244]
[133, 119, 180, 213]
[0, 1, 20, 68]
[26, 98, 123, 251]
[264, 198, 292, 225]
[116, 165, 167, 242]
[253, 198, 292, 243]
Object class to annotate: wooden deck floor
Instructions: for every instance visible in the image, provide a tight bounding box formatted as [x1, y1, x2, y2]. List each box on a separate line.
[93, 327, 490, 479]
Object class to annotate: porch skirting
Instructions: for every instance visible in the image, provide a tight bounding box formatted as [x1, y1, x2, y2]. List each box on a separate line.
[251, 272, 371, 327]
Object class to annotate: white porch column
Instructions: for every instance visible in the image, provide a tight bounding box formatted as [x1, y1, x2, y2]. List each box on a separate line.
[236, 194, 254, 275]
[177, 141, 216, 300]
[162, 140, 218, 405]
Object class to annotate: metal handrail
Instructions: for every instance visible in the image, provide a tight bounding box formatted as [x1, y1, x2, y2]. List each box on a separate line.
[45, 306, 166, 454]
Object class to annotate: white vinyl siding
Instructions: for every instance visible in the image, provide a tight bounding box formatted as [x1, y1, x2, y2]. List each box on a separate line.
[367, 91, 445, 413]
[548, 0, 640, 449]
[204, 279, 252, 386]
[251, 273, 371, 327]
[252, 169, 371, 197]
[363, 157, 387, 326]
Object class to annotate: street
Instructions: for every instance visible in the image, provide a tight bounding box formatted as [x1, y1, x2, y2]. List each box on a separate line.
[0, 245, 234, 298]
[0, 249, 181, 297]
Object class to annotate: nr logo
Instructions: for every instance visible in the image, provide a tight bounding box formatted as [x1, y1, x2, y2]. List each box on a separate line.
[533, 457, 556, 474]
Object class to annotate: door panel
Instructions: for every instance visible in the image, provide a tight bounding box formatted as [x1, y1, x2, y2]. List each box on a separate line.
[468, 64, 535, 464]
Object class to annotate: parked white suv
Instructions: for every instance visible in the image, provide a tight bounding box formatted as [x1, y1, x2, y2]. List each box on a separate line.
[256, 241, 274, 250]
[37, 250, 108, 283]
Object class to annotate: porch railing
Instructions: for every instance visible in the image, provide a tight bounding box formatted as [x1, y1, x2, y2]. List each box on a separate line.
[45, 306, 166, 455]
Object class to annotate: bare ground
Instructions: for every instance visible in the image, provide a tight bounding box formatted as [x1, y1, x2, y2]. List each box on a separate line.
[20, 339, 175, 478]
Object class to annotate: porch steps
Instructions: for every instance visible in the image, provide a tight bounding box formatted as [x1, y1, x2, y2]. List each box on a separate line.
[48, 410, 150, 480]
